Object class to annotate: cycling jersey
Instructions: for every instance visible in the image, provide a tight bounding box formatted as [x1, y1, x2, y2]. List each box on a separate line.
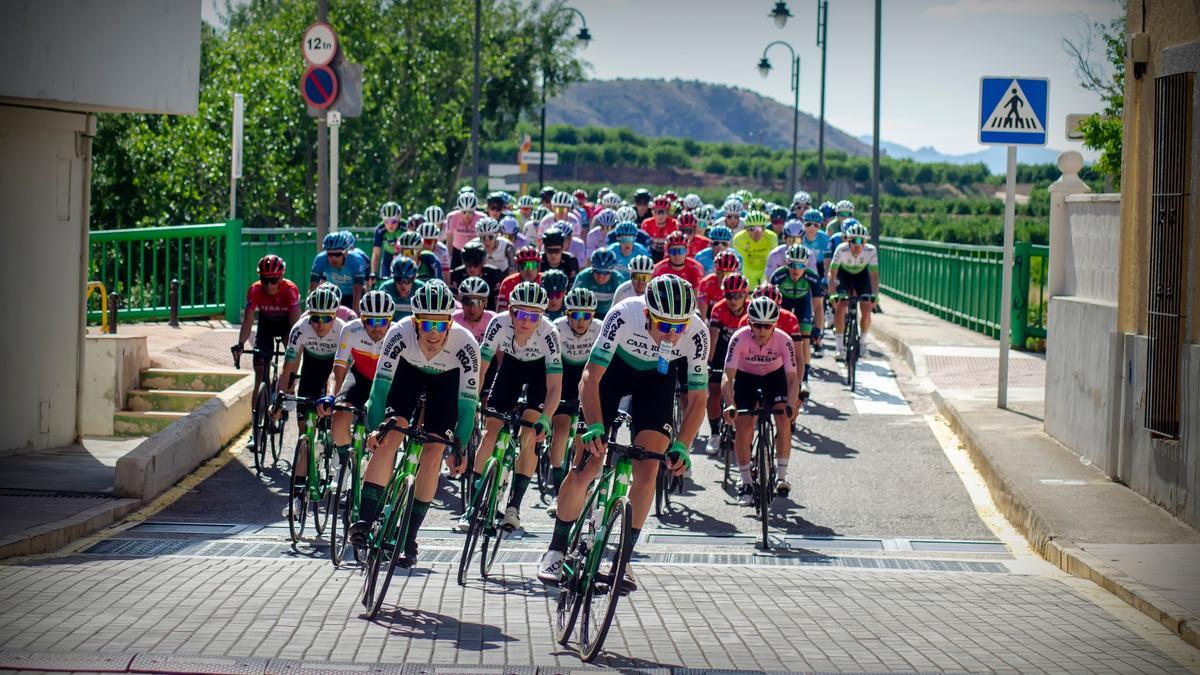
[554, 316, 602, 368]
[589, 297, 709, 391]
[769, 266, 821, 324]
[450, 266, 505, 310]
[539, 211, 583, 238]
[611, 279, 643, 306]
[684, 235, 710, 257]
[738, 308, 802, 339]
[425, 243, 451, 276]
[406, 250, 443, 282]
[445, 209, 483, 250]
[479, 312, 563, 373]
[802, 230, 831, 265]
[694, 247, 743, 274]
[541, 252, 579, 282]
[731, 230, 779, 286]
[696, 273, 727, 310]
[496, 272, 540, 312]
[584, 227, 610, 259]
[452, 308, 496, 343]
[334, 319, 386, 381]
[605, 242, 652, 276]
[724, 325, 797, 376]
[605, 229, 654, 250]
[285, 316, 344, 363]
[764, 244, 817, 280]
[373, 223, 405, 276]
[466, 236, 513, 272]
[367, 318, 480, 443]
[571, 267, 628, 317]
[829, 242, 878, 275]
[310, 249, 369, 296]
[641, 216, 679, 252]
[245, 279, 300, 319]
[652, 257, 705, 289]
[377, 277, 423, 320]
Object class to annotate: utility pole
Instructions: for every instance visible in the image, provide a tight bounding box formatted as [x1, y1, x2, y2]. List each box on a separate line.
[470, 0, 481, 192]
[315, 0, 328, 249]
[869, 0, 882, 248]
[816, 0, 828, 202]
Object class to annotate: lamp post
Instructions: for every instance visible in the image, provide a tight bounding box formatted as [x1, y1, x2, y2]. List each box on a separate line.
[757, 42, 801, 197]
[538, 6, 591, 192]
[470, 0, 481, 192]
[770, 0, 828, 202]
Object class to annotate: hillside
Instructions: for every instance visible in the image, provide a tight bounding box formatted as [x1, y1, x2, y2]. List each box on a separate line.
[546, 78, 870, 156]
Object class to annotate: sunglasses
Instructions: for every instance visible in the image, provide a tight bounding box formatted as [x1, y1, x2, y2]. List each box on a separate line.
[617, 236, 635, 244]
[419, 319, 450, 333]
[632, 273, 652, 283]
[653, 209, 667, 215]
[480, 235, 496, 241]
[364, 317, 391, 329]
[400, 249, 418, 257]
[568, 311, 593, 321]
[712, 241, 730, 248]
[851, 238, 865, 245]
[787, 262, 807, 270]
[513, 308, 542, 322]
[750, 322, 775, 330]
[592, 269, 612, 275]
[462, 297, 485, 306]
[309, 313, 335, 324]
[544, 247, 562, 254]
[397, 277, 415, 284]
[805, 222, 818, 227]
[548, 291, 565, 300]
[260, 276, 281, 285]
[747, 226, 763, 232]
[326, 251, 345, 258]
[668, 247, 687, 256]
[838, 212, 852, 218]
[519, 261, 540, 270]
[725, 292, 747, 300]
[650, 315, 689, 334]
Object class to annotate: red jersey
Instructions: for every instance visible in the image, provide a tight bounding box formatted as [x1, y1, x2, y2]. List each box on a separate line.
[245, 279, 300, 319]
[652, 257, 705, 289]
[697, 272, 726, 310]
[497, 272, 540, 312]
[709, 299, 746, 334]
[739, 308, 802, 339]
[641, 216, 679, 249]
[686, 235, 710, 257]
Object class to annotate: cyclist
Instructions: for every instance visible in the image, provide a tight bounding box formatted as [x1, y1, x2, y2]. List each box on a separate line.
[829, 199, 854, 236]
[537, 275, 706, 587]
[541, 191, 581, 238]
[769, 245, 820, 396]
[829, 222, 878, 361]
[571, 249, 626, 317]
[731, 211, 779, 285]
[497, 246, 542, 312]
[612, 254, 654, 306]
[681, 193, 703, 213]
[695, 224, 742, 274]
[677, 212, 709, 257]
[463, 282, 562, 532]
[450, 241, 505, 311]
[468, 217, 514, 273]
[485, 191, 508, 224]
[396, 230, 443, 283]
[697, 250, 741, 318]
[605, 222, 651, 274]
[764, 218, 806, 280]
[453, 277, 495, 343]
[311, 231, 368, 311]
[418, 222, 452, 282]
[378, 256, 423, 321]
[424, 205, 446, 229]
[445, 191, 483, 268]
[542, 268, 570, 321]
[499, 214, 531, 250]
[790, 191, 812, 219]
[705, 273, 749, 451]
[719, 197, 744, 232]
[585, 208, 617, 259]
[515, 194, 536, 227]
[818, 201, 837, 233]
[768, 205, 790, 238]
[235, 255, 301, 450]
[631, 188, 654, 223]
[540, 226, 579, 282]
[546, 287, 600, 518]
[798, 208, 831, 355]
[324, 291, 395, 466]
[641, 195, 678, 261]
[371, 202, 404, 279]
[653, 231, 704, 289]
[722, 296, 799, 502]
[349, 281, 481, 568]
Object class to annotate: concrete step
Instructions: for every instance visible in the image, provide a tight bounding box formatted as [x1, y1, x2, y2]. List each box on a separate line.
[113, 410, 188, 436]
[125, 389, 217, 413]
[139, 368, 245, 393]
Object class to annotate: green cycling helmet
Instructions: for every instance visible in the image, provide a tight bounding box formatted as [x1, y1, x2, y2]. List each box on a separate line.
[645, 274, 696, 321]
[743, 211, 770, 228]
[410, 280, 456, 315]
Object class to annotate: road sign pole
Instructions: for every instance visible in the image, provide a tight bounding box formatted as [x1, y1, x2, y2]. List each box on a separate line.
[315, 0, 328, 250]
[328, 112, 340, 232]
[229, 93, 243, 219]
[998, 144, 1017, 409]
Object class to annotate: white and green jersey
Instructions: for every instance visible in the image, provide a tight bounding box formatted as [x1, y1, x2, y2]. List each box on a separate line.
[829, 242, 878, 275]
[589, 297, 709, 391]
[479, 312, 563, 373]
[285, 316, 345, 362]
[554, 315, 602, 367]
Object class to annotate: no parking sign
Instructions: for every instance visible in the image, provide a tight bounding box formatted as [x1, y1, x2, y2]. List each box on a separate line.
[301, 65, 338, 110]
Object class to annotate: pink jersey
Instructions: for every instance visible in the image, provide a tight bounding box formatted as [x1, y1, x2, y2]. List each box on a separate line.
[453, 308, 495, 343]
[724, 325, 797, 376]
[445, 209, 483, 250]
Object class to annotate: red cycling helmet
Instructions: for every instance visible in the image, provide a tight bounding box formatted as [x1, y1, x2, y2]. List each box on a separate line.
[753, 283, 783, 305]
[722, 273, 750, 295]
[652, 196, 671, 211]
[678, 212, 698, 230]
[573, 189, 588, 202]
[665, 231, 687, 249]
[713, 250, 740, 273]
[515, 246, 541, 264]
[258, 254, 285, 278]
[664, 190, 679, 202]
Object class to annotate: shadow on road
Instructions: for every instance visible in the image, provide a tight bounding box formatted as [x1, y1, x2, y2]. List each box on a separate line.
[802, 398, 849, 422]
[654, 502, 740, 535]
[797, 427, 858, 459]
[378, 606, 515, 650]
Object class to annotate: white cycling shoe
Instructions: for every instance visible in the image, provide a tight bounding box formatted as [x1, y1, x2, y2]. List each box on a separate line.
[537, 549, 565, 585]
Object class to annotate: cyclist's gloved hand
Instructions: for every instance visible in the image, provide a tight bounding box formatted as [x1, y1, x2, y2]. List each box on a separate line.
[666, 440, 691, 476]
[532, 413, 551, 437]
[315, 395, 336, 414]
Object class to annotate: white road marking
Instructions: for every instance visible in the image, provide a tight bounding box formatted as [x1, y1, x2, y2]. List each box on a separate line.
[849, 358, 913, 416]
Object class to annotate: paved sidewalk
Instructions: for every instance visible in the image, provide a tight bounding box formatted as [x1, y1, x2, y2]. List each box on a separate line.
[871, 299, 1200, 649]
[90, 320, 243, 370]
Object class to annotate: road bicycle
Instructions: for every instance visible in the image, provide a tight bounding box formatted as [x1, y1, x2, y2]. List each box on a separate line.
[536, 407, 578, 504]
[233, 336, 286, 475]
[553, 412, 682, 662]
[329, 402, 368, 567]
[654, 382, 688, 517]
[842, 294, 873, 392]
[275, 393, 336, 544]
[738, 398, 791, 551]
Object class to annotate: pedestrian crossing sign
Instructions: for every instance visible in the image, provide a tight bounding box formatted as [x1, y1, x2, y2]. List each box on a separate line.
[979, 77, 1049, 146]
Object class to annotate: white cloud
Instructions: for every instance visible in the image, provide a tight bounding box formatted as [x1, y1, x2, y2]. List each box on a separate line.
[926, 0, 1119, 17]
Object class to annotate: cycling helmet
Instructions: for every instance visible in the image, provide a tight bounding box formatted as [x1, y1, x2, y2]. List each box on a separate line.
[592, 208, 617, 228]
[459, 185, 476, 194]
[551, 191, 574, 208]
[499, 215, 520, 234]
[752, 283, 783, 306]
[791, 191, 812, 208]
[391, 256, 418, 280]
[475, 217, 500, 235]
[407, 214, 425, 230]
[783, 219, 805, 238]
[379, 201, 402, 221]
[318, 281, 342, 302]
[486, 191, 506, 208]
[682, 193, 702, 210]
[565, 287, 598, 312]
[770, 206, 789, 222]
[461, 240, 487, 266]
[841, 217, 862, 233]
[539, 186, 557, 201]
[707, 225, 733, 243]
[722, 273, 750, 295]
[397, 231, 422, 251]
[664, 190, 679, 202]
[722, 198, 744, 216]
[651, 196, 670, 211]
[845, 222, 870, 239]
[802, 208, 824, 225]
[510, 281, 549, 311]
[747, 296, 780, 324]
[459, 276, 490, 298]
[785, 244, 809, 264]
[590, 248, 617, 272]
[417, 222, 441, 241]
[735, 189, 754, 202]
[615, 206, 638, 223]
[573, 189, 588, 203]
[456, 192, 477, 211]
[257, 254, 285, 277]
[541, 268, 570, 294]
[359, 290, 395, 319]
[714, 250, 740, 273]
[541, 227, 566, 247]
[307, 285, 340, 314]
[600, 192, 621, 209]
[696, 204, 716, 223]
[517, 194, 536, 209]
[628, 254, 654, 275]
[530, 206, 551, 222]
[596, 187, 610, 199]
[515, 245, 540, 264]
[410, 280, 456, 315]
[678, 212, 699, 231]
[743, 211, 770, 228]
[748, 197, 766, 213]
[665, 231, 687, 249]
[633, 188, 652, 204]
[423, 205, 445, 224]
[613, 221, 639, 239]
[835, 199, 855, 215]
[322, 232, 346, 251]
[818, 201, 837, 219]
[645, 275, 696, 321]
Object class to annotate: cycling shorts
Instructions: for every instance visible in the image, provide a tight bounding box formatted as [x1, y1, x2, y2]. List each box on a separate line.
[253, 317, 290, 366]
[384, 358, 461, 441]
[297, 358, 335, 401]
[598, 356, 678, 439]
[835, 269, 875, 300]
[732, 367, 789, 411]
[782, 294, 813, 335]
[559, 361, 585, 410]
[335, 370, 372, 409]
[489, 357, 548, 414]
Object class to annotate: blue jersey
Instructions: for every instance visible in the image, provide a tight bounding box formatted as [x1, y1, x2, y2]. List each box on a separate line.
[694, 247, 743, 274]
[572, 266, 629, 317]
[311, 248, 369, 295]
[605, 241, 651, 275]
[801, 230, 831, 264]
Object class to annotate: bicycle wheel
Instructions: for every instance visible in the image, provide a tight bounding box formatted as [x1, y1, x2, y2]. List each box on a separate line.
[457, 460, 496, 586]
[578, 497, 632, 662]
[756, 418, 772, 551]
[369, 474, 416, 620]
[251, 383, 270, 475]
[288, 437, 310, 543]
[555, 486, 602, 645]
[721, 425, 733, 490]
[481, 467, 513, 579]
[330, 455, 350, 567]
[312, 439, 335, 536]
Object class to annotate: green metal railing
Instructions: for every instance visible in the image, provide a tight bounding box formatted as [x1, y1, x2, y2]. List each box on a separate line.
[878, 237, 1048, 350]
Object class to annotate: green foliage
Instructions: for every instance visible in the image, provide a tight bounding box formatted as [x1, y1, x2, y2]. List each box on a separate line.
[91, 0, 583, 230]
[1063, 6, 1125, 185]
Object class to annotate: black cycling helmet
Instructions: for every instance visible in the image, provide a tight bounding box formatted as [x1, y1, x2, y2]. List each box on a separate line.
[633, 188, 652, 204]
[541, 227, 566, 247]
[461, 240, 487, 266]
[540, 186, 556, 201]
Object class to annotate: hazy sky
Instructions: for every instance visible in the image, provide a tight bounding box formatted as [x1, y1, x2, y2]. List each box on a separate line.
[203, 0, 1122, 156]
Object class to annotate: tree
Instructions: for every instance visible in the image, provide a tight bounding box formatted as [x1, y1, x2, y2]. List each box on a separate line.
[1063, 4, 1125, 185]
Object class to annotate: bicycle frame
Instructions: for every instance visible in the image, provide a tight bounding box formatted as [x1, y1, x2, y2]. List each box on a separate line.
[371, 433, 427, 552]
[563, 445, 634, 589]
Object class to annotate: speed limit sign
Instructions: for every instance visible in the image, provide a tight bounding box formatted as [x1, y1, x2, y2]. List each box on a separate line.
[302, 22, 338, 66]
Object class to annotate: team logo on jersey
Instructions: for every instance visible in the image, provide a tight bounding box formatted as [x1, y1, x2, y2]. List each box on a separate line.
[691, 331, 706, 360]
[484, 318, 503, 342]
[602, 315, 625, 341]
[456, 346, 478, 373]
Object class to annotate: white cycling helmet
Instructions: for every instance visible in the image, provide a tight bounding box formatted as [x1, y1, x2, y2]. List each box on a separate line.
[379, 201, 402, 221]
[785, 243, 809, 264]
[722, 198, 744, 217]
[509, 281, 549, 311]
[835, 199, 854, 215]
[359, 290, 395, 319]
[682, 193, 702, 210]
[516, 194, 536, 209]
[550, 191, 575, 208]
[475, 217, 501, 235]
[747, 296, 780, 324]
[644, 275, 696, 321]
[424, 205, 446, 224]
[783, 219, 805, 238]
[307, 285, 341, 314]
[456, 192, 477, 211]
[417, 222, 441, 240]
[458, 276, 490, 298]
[615, 205, 638, 223]
[411, 280, 456, 315]
[628, 254, 654, 275]
[791, 191, 812, 208]
[564, 287, 598, 312]
[599, 192, 622, 209]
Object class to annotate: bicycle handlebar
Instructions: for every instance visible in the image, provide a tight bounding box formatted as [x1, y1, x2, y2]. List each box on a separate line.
[372, 409, 460, 455]
[481, 407, 538, 430]
[735, 405, 794, 418]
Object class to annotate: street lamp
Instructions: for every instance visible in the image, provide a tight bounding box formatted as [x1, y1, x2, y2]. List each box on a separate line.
[538, 6, 591, 192]
[769, 1, 793, 28]
[757, 41, 801, 197]
[771, 0, 829, 203]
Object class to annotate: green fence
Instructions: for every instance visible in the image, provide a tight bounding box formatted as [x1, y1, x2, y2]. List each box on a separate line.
[878, 237, 1048, 350]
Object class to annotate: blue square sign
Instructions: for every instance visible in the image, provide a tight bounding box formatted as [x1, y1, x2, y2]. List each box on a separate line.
[979, 77, 1049, 146]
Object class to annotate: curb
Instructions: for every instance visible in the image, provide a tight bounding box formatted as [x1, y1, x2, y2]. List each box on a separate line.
[0, 498, 140, 559]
